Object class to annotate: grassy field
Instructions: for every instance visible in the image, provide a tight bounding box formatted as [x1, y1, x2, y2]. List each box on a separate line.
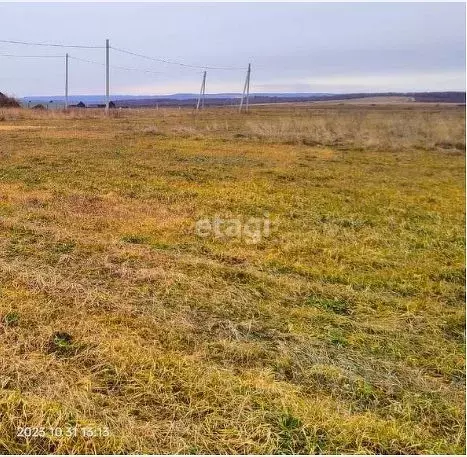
[0, 103, 465, 454]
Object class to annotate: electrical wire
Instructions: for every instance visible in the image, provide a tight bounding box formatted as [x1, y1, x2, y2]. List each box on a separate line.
[0, 52, 201, 77]
[68, 55, 164, 75]
[0, 39, 248, 71]
[111, 45, 245, 71]
[0, 39, 103, 49]
[0, 53, 63, 58]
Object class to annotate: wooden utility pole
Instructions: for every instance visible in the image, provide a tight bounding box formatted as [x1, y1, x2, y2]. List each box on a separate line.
[65, 53, 69, 109]
[105, 39, 110, 114]
[239, 63, 251, 113]
[245, 63, 251, 112]
[196, 71, 207, 111]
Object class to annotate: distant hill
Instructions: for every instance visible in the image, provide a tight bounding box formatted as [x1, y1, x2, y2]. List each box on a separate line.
[20, 91, 465, 108]
[111, 92, 466, 108]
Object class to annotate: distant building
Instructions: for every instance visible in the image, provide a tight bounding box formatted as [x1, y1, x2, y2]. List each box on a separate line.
[70, 101, 86, 108]
[87, 101, 116, 109]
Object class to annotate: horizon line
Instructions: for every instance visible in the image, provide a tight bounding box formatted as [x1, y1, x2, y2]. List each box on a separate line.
[18, 90, 467, 99]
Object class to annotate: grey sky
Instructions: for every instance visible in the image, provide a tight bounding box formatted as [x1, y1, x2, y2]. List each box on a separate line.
[0, 2, 465, 96]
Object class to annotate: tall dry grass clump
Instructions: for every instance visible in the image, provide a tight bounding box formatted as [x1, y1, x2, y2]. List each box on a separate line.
[127, 104, 465, 152]
[241, 108, 465, 151]
[0, 107, 129, 122]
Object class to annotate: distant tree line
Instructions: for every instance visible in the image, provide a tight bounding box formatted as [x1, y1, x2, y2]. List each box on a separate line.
[112, 92, 466, 108]
[0, 92, 20, 107]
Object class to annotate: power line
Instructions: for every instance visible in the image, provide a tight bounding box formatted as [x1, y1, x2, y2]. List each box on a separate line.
[68, 55, 163, 76]
[0, 53, 63, 58]
[0, 37, 253, 111]
[111, 45, 244, 71]
[0, 39, 103, 49]
[0, 38, 248, 71]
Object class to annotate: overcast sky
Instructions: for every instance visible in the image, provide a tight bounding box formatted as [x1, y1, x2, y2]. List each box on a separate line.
[0, 2, 465, 96]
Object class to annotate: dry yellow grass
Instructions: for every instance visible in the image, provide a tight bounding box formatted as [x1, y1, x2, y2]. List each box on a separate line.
[0, 103, 465, 454]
